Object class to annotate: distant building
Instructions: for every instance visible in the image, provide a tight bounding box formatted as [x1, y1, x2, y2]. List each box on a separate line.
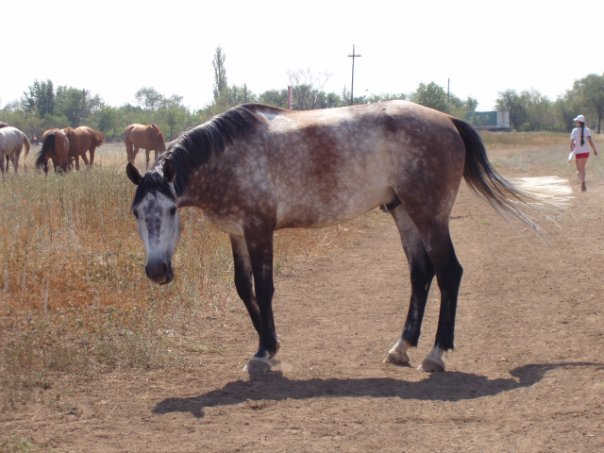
[465, 111, 510, 131]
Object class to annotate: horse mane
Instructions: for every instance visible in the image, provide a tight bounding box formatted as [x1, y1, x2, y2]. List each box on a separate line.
[166, 104, 281, 193]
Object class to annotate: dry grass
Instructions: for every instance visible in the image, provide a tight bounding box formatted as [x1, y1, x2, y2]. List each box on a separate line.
[2, 133, 602, 407]
[0, 143, 357, 406]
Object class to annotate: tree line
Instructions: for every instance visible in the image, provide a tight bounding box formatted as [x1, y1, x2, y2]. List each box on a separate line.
[2, 47, 603, 141]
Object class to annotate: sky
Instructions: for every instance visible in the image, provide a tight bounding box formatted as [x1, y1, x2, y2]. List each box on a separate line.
[2, 0, 603, 112]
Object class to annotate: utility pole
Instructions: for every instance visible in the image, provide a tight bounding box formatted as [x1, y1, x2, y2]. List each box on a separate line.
[348, 45, 361, 105]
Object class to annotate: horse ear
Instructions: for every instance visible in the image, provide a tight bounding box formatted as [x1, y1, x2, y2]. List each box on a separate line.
[163, 158, 175, 183]
[126, 162, 142, 185]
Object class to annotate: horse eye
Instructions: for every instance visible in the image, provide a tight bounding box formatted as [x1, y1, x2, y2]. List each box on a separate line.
[169, 207, 177, 216]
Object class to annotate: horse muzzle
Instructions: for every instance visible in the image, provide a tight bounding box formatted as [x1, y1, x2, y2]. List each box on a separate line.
[145, 259, 174, 285]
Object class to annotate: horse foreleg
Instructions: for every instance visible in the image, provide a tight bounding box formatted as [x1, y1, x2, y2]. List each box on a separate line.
[241, 222, 279, 372]
[145, 149, 151, 170]
[386, 206, 436, 367]
[230, 235, 262, 334]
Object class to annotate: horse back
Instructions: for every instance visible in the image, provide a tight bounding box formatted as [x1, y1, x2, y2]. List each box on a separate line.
[0, 126, 30, 155]
[125, 123, 165, 150]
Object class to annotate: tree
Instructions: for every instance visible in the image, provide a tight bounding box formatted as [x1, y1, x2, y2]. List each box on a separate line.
[522, 89, 555, 131]
[410, 82, 448, 112]
[573, 74, 604, 133]
[21, 80, 54, 116]
[496, 90, 528, 131]
[258, 89, 289, 108]
[55, 87, 101, 127]
[158, 95, 186, 140]
[288, 69, 329, 110]
[135, 87, 164, 111]
[212, 46, 228, 103]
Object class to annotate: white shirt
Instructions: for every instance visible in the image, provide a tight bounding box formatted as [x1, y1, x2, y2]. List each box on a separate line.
[570, 127, 592, 154]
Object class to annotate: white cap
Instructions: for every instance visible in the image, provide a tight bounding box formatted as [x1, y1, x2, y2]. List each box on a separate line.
[574, 114, 585, 123]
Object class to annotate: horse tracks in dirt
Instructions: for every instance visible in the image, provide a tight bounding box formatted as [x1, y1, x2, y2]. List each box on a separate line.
[2, 157, 603, 452]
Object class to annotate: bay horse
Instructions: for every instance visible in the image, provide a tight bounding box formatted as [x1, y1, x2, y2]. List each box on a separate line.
[0, 126, 30, 176]
[63, 126, 104, 170]
[124, 123, 167, 169]
[126, 101, 551, 373]
[36, 128, 70, 174]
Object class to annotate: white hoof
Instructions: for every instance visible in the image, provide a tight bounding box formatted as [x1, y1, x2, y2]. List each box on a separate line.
[384, 339, 411, 366]
[243, 356, 275, 374]
[418, 347, 445, 372]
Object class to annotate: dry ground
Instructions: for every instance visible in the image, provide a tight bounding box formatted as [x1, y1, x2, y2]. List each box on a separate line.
[1, 144, 603, 452]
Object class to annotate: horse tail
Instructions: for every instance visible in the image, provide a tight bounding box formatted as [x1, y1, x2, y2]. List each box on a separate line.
[452, 117, 539, 230]
[36, 132, 54, 171]
[23, 133, 31, 157]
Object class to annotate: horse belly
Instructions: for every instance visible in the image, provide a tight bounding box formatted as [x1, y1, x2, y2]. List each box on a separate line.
[275, 182, 393, 229]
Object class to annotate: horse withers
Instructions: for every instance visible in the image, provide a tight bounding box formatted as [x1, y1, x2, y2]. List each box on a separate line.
[124, 123, 167, 169]
[126, 101, 554, 374]
[0, 126, 30, 176]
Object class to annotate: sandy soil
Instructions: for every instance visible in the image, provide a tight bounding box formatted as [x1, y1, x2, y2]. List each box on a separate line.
[1, 148, 603, 452]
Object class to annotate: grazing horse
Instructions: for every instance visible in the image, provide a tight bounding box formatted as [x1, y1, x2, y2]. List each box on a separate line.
[0, 126, 30, 176]
[127, 101, 551, 373]
[124, 123, 167, 169]
[63, 126, 104, 170]
[36, 128, 70, 174]
[0, 122, 11, 169]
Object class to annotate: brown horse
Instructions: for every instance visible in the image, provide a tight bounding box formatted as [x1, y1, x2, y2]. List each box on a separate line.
[124, 123, 166, 169]
[0, 126, 30, 176]
[63, 126, 104, 170]
[127, 102, 566, 374]
[36, 129, 70, 174]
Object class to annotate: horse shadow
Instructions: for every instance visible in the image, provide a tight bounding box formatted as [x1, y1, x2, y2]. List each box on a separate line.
[152, 361, 603, 419]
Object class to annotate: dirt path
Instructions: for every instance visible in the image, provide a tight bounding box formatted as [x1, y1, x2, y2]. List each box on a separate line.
[2, 174, 604, 452]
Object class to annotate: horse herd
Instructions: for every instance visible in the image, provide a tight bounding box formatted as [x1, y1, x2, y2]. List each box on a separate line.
[0, 121, 167, 176]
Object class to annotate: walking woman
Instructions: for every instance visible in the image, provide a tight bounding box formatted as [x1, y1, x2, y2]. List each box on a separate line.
[570, 114, 598, 191]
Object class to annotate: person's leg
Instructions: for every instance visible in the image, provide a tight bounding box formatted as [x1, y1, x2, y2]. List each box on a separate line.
[575, 155, 588, 190]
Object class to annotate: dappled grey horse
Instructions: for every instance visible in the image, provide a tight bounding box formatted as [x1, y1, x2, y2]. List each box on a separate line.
[127, 101, 546, 373]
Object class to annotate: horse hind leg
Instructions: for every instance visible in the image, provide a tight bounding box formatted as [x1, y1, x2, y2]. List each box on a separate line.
[385, 205, 436, 368]
[418, 222, 463, 372]
[386, 204, 463, 372]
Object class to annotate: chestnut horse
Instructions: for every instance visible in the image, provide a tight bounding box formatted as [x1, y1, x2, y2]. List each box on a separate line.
[63, 126, 104, 170]
[124, 123, 166, 169]
[0, 126, 30, 176]
[36, 128, 70, 174]
[127, 101, 561, 374]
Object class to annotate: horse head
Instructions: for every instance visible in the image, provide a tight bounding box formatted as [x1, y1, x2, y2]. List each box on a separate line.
[127, 159, 180, 285]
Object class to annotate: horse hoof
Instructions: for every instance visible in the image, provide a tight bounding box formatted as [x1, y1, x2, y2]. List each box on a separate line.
[243, 356, 273, 375]
[418, 357, 445, 373]
[384, 351, 410, 366]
